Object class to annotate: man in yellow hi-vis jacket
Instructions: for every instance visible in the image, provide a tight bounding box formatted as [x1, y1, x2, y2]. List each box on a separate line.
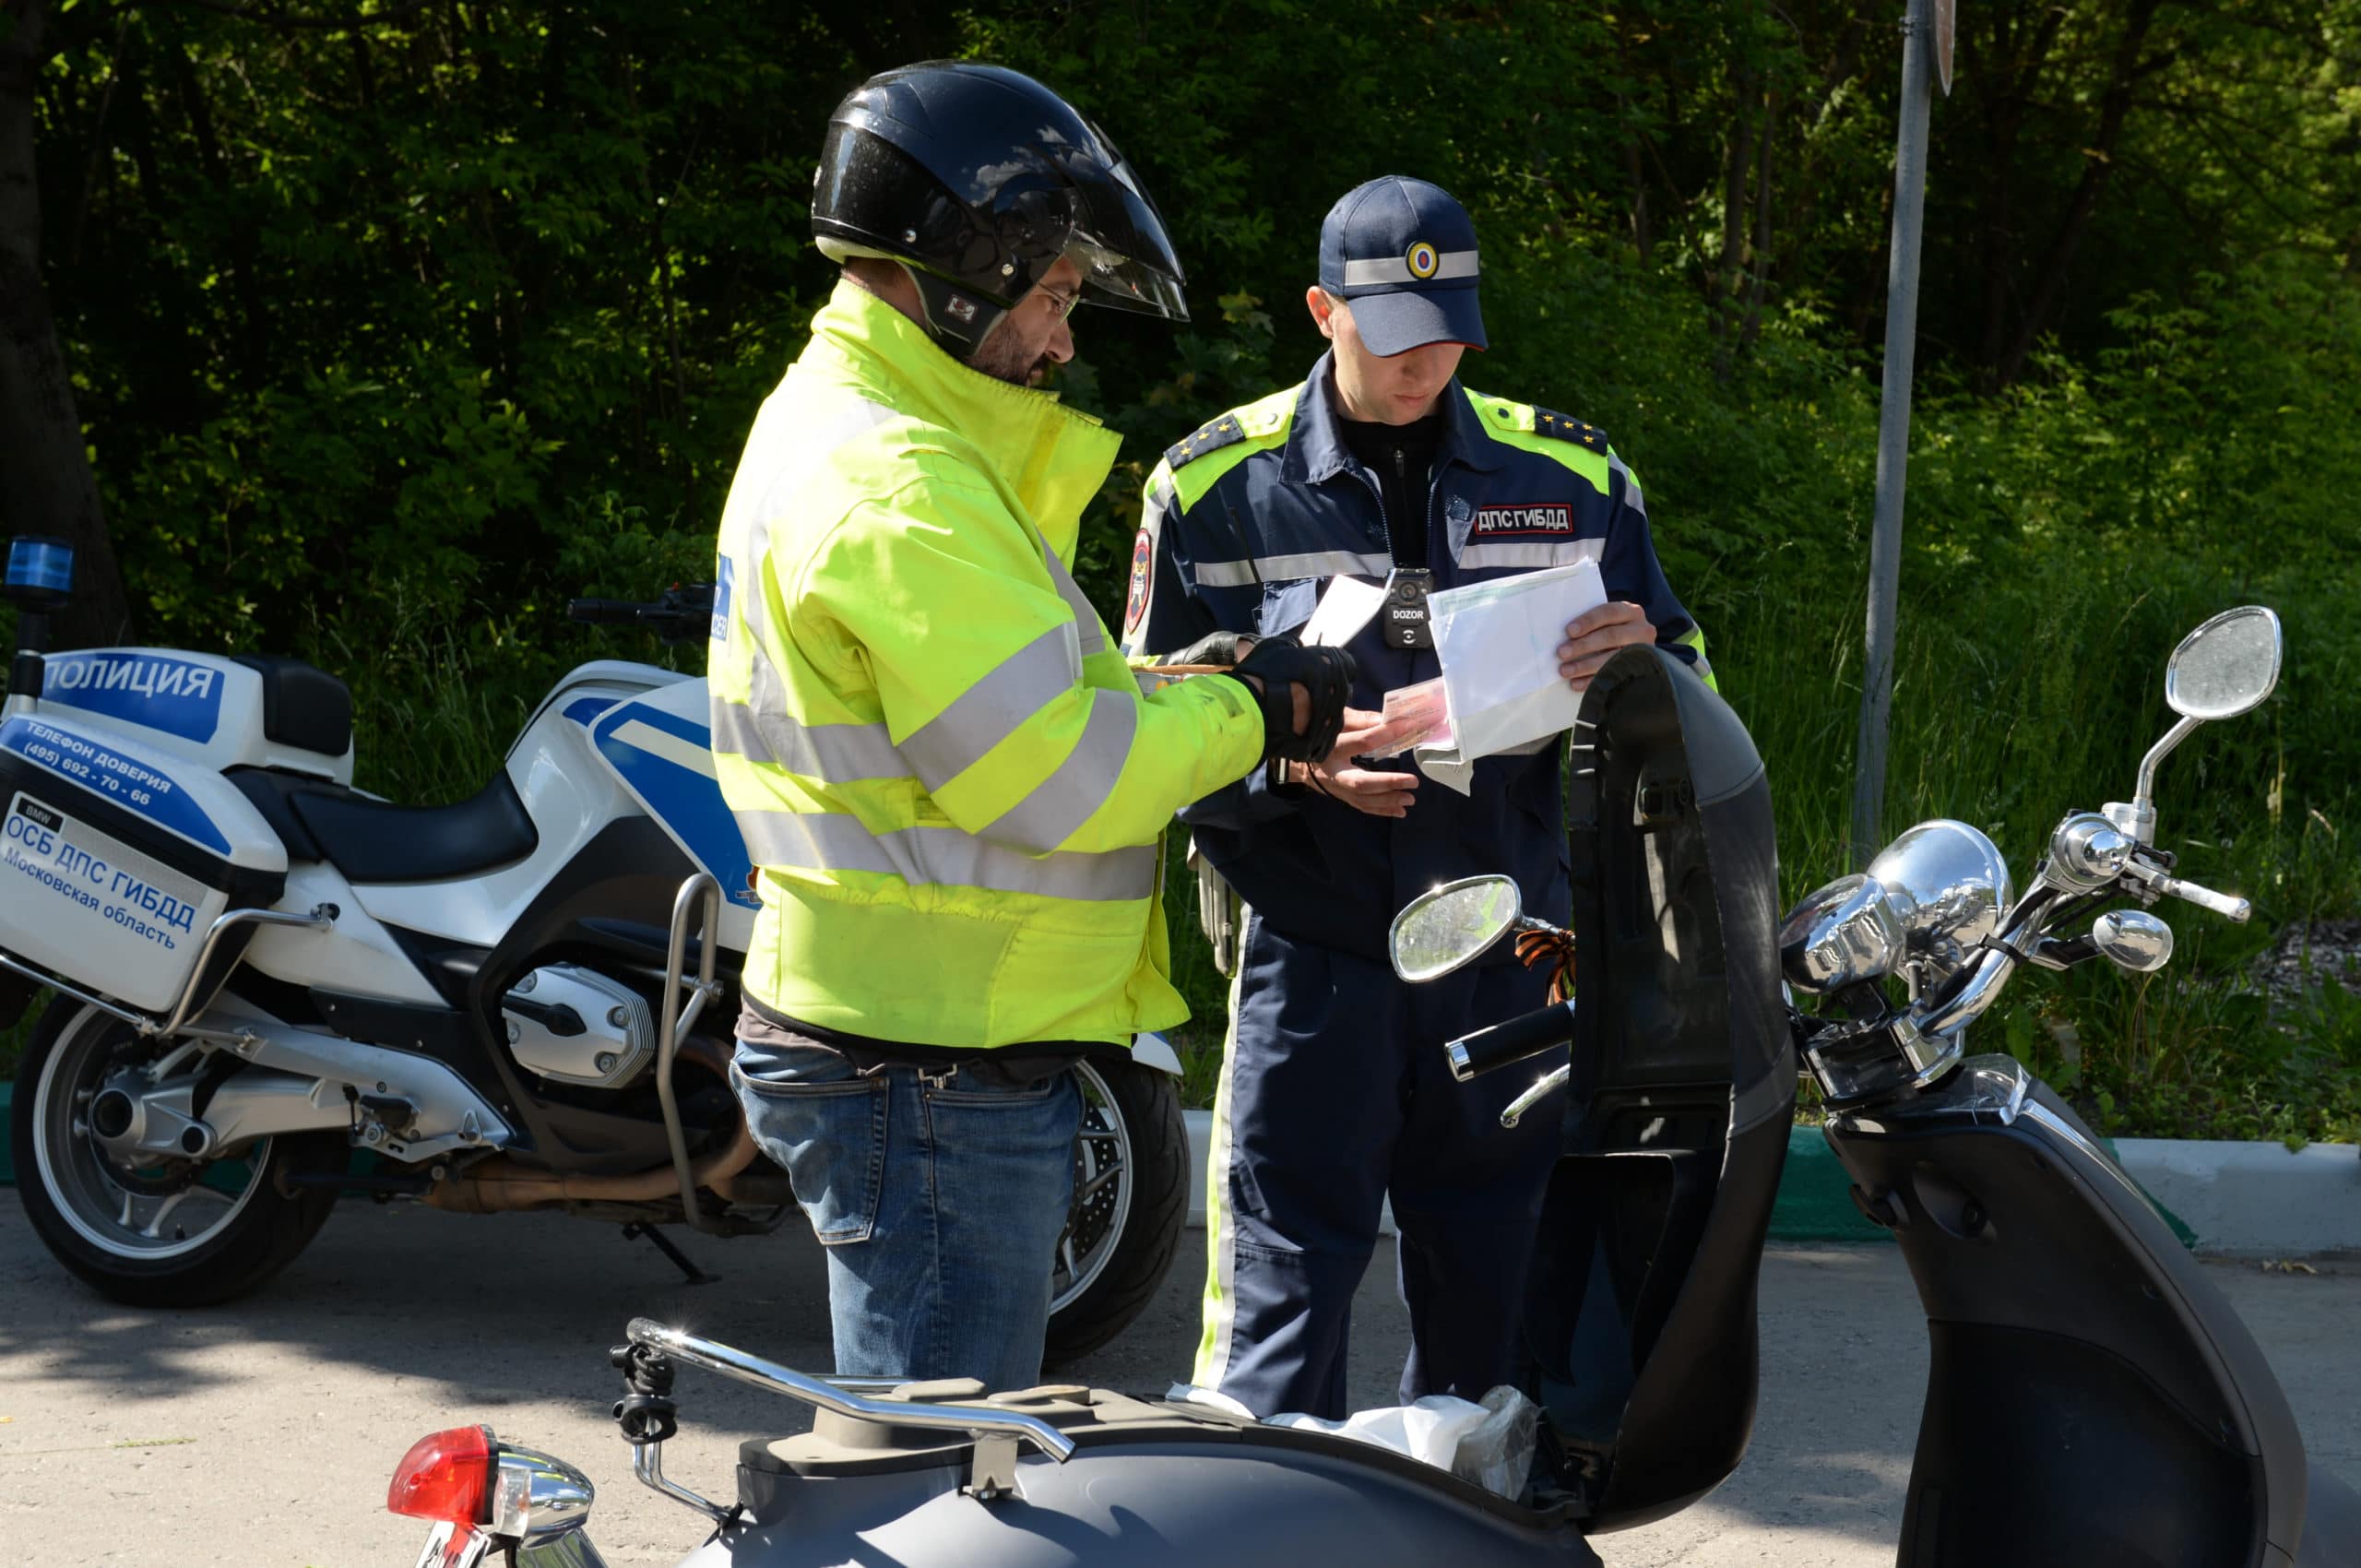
[706, 63, 1354, 1392]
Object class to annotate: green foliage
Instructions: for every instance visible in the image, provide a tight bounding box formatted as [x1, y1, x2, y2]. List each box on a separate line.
[17, 0, 2361, 1134]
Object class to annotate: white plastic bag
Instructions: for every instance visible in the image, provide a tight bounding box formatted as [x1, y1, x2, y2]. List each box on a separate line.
[1166, 1383, 1539, 1500]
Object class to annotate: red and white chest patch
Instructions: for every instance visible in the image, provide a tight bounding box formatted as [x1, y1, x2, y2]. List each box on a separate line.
[1472, 502, 1576, 539]
[1122, 528, 1154, 636]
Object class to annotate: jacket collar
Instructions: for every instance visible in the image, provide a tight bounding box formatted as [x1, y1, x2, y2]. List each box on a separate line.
[799, 279, 1121, 559]
[1281, 350, 1510, 485]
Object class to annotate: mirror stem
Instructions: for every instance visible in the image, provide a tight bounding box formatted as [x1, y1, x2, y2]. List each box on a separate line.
[2124, 714, 2202, 845]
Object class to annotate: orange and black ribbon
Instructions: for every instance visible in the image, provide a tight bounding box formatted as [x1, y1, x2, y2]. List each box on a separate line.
[1514, 927, 1576, 1004]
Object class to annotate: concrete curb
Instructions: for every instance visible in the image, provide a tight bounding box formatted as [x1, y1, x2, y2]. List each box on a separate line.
[4, 1087, 2350, 1254]
[2113, 1137, 2361, 1255]
[1180, 1109, 2361, 1254]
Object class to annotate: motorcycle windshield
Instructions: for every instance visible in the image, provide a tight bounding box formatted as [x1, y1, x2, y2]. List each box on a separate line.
[1523, 645, 1792, 1528]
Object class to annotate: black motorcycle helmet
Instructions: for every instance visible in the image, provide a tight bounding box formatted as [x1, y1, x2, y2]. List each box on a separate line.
[812, 61, 1191, 358]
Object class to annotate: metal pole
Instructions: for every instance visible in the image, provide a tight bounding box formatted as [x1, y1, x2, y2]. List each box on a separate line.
[1850, 0, 1936, 867]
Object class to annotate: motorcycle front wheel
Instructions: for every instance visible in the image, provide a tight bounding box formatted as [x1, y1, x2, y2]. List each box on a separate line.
[1043, 1058, 1190, 1367]
[14, 995, 346, 1306]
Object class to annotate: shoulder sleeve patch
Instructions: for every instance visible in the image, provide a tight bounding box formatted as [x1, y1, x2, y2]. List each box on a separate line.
[1532, 407, 1609, 453]
[1165, 412, 1249, 472]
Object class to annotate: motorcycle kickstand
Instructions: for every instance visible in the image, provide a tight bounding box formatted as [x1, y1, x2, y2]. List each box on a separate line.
[623, 1221, 720, 1286]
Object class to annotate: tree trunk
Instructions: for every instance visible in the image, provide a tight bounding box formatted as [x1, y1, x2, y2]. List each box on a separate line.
[1994, 0, 2163, 387]
[1711, 68, 1754, 381]
[1741, 91, 1775, 350]
[0, 0, 133, 647]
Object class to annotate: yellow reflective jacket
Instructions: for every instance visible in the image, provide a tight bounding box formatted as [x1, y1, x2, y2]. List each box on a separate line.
[709, 279, 1264, 1049]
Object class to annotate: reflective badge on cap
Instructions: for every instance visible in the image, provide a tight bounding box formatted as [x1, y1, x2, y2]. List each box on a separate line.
[1123, 529, 1153, 636]
[1406, 241, 1440, 280]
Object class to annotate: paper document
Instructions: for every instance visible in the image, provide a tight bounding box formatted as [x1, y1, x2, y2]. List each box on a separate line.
[1301, 575, 1386, 648]
[1412, 560, 1608, 791]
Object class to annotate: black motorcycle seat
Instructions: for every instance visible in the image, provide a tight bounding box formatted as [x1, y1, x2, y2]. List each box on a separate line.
[229, 766, 540, 885]
[231, 655, 354, 759]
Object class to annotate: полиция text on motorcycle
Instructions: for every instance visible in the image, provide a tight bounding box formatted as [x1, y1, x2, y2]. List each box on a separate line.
[702, 62, 1353, 1394]
[1123, 175, 1714, 1419]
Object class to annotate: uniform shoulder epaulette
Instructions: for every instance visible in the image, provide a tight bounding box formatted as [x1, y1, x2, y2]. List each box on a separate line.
[1165, 412, 1249, 472]
[1531, 406, 1609, 453]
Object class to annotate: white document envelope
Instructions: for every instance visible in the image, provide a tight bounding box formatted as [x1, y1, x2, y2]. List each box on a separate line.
[1413, 560, 1608, 793]
[1301, 575, 1386, 648]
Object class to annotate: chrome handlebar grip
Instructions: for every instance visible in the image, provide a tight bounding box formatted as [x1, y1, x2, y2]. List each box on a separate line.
[2118, 853, 2253, 924]
[624, 1319, 1078, 1463]
[2150, 873, 2251, 923]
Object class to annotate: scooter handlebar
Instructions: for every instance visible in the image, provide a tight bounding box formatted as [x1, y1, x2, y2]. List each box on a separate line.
[1444, 999, 1576, 1083]
[2153, 873, 2251, 923]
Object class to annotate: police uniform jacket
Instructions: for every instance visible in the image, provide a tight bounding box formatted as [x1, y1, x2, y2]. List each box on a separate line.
[1121, 353, 1711, 964]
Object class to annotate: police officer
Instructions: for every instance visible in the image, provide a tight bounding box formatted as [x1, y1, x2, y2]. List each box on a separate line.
[1123, 176, 1714, 1419]
[707, 63, 1353, 1395]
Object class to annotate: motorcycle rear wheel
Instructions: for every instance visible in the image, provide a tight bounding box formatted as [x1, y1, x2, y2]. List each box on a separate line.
[1044, 1059, 1189, 1367]
[14, 995, 346, 1306]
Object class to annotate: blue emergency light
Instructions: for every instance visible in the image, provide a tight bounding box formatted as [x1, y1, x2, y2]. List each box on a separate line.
[5, 536, 75, 612]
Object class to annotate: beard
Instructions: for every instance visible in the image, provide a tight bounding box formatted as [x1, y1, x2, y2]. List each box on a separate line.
[967, 319, 1052, 387]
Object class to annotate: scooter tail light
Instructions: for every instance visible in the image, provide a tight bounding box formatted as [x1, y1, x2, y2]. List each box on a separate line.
[387, 1424, 496, 1526]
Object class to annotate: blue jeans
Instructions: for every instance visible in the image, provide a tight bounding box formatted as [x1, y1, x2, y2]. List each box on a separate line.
[733, 1039, 1082, 1392]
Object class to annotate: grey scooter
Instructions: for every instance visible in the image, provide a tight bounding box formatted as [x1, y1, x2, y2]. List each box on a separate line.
[389, 610, 2360, 1568]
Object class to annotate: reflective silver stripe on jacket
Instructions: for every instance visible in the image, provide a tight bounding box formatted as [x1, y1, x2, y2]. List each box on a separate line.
[1456, 538, 1605, 572]
[974, 689, 1138, 853]
[1193, 551, 1394, 588]
[897, 624, 1081, 790]
[735, 810, 1157, 901]
[710, 689, 904, 783]
[1608, 453, 1645, 520]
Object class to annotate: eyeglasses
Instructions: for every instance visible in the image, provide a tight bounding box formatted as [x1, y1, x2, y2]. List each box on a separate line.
[1035, 286, 1084, 320]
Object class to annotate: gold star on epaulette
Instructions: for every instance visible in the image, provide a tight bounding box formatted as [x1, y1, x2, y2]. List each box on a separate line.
[1531, 405, 1608, 454]
[1164, 411, 1252, 473]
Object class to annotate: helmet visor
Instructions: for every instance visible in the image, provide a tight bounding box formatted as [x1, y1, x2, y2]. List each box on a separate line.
[1064, 150, 1191, 322]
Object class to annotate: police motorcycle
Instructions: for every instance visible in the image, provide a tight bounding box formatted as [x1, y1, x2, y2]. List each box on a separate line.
[382, 602, 2361, 1568]
[0, 537, 1184, 1363]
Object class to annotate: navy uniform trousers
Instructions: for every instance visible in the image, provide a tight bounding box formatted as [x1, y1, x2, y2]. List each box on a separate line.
[1193, 909, 1570, 1419]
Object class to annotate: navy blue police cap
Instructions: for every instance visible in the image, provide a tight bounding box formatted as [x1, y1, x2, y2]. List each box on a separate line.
[1318, 176, 1486, 357]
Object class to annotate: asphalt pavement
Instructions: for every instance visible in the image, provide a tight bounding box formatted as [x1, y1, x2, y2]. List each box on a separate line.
[0, 1191, 2355, 1567]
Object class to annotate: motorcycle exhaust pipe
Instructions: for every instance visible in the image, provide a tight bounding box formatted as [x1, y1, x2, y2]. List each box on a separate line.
[422, 1037, 763, 1215]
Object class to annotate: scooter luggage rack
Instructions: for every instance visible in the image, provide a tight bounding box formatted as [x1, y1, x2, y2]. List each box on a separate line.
[0, 903, 335, 1038]
[623, 1317, 1076, 1517]
[654, 873, 727, 1234]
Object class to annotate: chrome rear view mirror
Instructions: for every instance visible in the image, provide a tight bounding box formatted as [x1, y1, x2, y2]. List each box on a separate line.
[1390, 875, 1523, 982]
[2115, 605, 2284, 844]
[2166, 605, 2283, 721]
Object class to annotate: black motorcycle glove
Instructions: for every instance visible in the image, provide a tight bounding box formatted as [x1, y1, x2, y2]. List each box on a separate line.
[1222, 637, 1358, 765]
[1154, 630, 1259, 667]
